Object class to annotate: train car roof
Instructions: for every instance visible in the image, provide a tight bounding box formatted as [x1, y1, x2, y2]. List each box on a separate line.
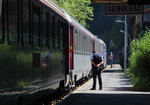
[40, 0, 94, 39]
[72, 19, 94, 38]
[93, 36, 106, 46]
[72, 20, 94, 38]
[99, 39, 106, 46]
[39, 0, 67, 19]
[63, 11, 94, 39]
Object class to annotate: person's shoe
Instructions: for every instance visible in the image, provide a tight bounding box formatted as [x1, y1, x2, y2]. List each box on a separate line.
[90, 88, 96, 90]
[99, 86, 102, 90]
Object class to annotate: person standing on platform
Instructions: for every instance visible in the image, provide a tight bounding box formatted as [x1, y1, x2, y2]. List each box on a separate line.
[109, 52, 113, 68]
[90, 51, 104, 90]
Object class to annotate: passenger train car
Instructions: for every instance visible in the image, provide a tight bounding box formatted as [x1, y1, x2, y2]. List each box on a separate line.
[65, 13, 95, 87]
[0, 0, 106, 105]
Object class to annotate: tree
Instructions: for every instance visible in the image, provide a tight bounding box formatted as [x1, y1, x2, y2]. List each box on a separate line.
[53, 0, 93, 27]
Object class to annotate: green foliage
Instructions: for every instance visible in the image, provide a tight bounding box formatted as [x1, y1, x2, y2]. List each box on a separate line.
[127, 32, 150, 90]
[107, 16, 124, 52]
[109, 40, 117, 51]
[53, 0, 93, 27]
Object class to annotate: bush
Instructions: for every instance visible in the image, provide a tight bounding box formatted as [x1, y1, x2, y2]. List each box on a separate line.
[127, 32, 150, 91]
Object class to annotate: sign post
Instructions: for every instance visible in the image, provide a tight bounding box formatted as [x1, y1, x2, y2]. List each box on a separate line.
[124, 15, 127, 71]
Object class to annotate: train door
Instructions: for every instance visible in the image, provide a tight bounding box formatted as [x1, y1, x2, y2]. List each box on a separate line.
[58, 20, 67, 76]
[65, 25, 74, 88]
[62, 22, 69, 75]
[69, 25, 74, 70]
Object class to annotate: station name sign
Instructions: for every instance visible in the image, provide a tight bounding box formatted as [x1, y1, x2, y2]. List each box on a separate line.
[105, 3, 144, 15]
[128, 0, 150, 5]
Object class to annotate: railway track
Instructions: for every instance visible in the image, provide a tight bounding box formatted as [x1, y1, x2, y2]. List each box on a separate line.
[33, 77, 91, 105]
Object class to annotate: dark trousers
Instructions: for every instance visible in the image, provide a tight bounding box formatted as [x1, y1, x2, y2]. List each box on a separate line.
[92, 69, 102, 89]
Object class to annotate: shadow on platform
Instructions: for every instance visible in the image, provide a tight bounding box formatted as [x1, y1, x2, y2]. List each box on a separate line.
[102, 69, 123, 73]
[58, 92, 150, 105]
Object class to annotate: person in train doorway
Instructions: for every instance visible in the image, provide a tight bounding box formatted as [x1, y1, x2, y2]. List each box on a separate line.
[90, 51, 104, 90]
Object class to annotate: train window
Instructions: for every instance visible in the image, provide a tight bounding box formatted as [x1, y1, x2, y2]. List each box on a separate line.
[82, 34, 84, 53]
[90, 40, 93, 52]
[52, 15, 56, 49]
[86, 37, 88, 53]
[79, 32, 81, 53]
[58, 20, 63, 51]
[0, 0, 2, 16]
[80, 33, 82, 53]
[0, 0, 3, 43]
[89, 39, 91, 53]
[60, 22, 64, 51]
[77, 30, 80, 52]
[55, 19, 59, 49]
[84, 36, 86, 53]
[32, 4, 40, 47]
[41, 9, 46, 48]
[73, 29, 77, 52]
[56, 20, 59, 49]
[88, 39, 90, 53]
[82, 33, 84, 53]
[88, 38, 91, 53]
[22, 0, 30, 46]
[0, 15, 2, 41]
[7, 0, 19, 44]
[86, 38, 88, 53]
[80, 32, 83, 53]
[76, 30, 79, 52]
[46, 13, 53, 49]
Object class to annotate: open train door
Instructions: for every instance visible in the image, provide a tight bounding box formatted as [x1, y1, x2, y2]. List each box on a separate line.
[64, 24, 75, 88]
[63, 24, 74, 74]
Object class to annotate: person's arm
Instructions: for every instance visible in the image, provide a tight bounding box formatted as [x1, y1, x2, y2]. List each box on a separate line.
[97, 56, 104, 67]
[91, 59, 98, 68]
[97, 61, 104, 67]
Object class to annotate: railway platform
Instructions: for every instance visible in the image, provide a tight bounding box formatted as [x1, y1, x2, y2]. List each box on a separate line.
[58, 64, 150, 105]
